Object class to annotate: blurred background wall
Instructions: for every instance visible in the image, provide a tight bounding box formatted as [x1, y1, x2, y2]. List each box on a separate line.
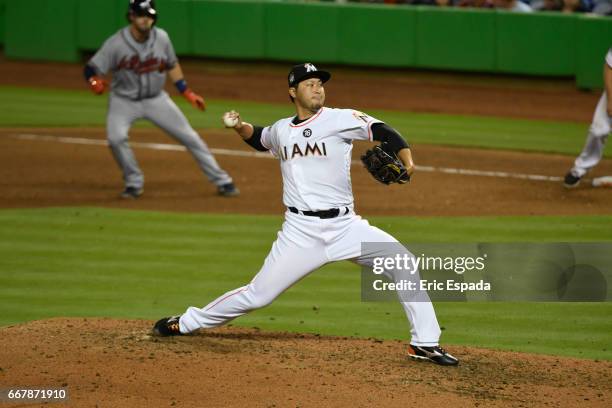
[0, 0, 610, 88]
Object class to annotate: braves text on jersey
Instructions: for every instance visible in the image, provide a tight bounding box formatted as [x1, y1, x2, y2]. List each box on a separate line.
[89, 27, 177, 100]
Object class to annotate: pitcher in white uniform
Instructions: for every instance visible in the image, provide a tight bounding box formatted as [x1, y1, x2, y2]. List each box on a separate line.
[153, 63, 459, 366]
[564, 47, 612, 188]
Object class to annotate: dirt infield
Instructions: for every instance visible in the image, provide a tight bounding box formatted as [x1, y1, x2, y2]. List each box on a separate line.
[1, 128, 611, 216]
[1, 318, 610, 408]
[0, 54, 602, 123]
[1, 54, 610, 216]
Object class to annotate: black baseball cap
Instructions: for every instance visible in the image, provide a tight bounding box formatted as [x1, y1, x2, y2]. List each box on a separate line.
[288, 63, 331, 88]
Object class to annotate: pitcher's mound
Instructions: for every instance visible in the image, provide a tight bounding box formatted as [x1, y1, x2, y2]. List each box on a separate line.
[1, 318, 609, 407]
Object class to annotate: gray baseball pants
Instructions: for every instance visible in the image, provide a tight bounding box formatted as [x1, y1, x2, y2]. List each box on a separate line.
[106, 91, 232, 189]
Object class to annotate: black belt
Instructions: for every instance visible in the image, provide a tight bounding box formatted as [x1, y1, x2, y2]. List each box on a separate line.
[288, 207, 349, 219]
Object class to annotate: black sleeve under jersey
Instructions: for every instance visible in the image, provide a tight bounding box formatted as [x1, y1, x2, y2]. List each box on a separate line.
[84, 64, 97, 81]
[244, 126, 269, 152]
[371, 123, 409, 153]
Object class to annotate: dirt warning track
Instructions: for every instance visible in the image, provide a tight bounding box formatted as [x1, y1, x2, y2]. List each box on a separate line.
[0, 54, 602, 123]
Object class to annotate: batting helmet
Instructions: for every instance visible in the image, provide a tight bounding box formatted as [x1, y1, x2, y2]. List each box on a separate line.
[127, 0, 157, 23]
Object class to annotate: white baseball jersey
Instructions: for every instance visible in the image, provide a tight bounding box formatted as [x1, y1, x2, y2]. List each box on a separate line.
[261, 107, 382, 211]
[606, 48, 612, 68]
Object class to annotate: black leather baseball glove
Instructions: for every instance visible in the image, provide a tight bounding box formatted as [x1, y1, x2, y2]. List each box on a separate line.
[361, 144, 410, 185]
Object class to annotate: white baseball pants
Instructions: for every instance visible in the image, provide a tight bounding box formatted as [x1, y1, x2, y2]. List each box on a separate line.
[571, 92, 611, 177]
[180, 211, 442, 346]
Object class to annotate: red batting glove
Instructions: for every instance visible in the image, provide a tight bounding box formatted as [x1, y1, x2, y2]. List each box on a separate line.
[183, 89, 206, 111]
[88, 76, 107, 95]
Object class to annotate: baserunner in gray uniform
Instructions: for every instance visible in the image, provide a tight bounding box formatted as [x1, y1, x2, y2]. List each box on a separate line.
[84, 0, 238, 198]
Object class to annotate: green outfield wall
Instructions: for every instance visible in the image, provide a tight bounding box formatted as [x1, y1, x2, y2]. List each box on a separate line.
[0, 0, 5, 46]
[5, 0, 79, 62]
[2, 0, 611, 88]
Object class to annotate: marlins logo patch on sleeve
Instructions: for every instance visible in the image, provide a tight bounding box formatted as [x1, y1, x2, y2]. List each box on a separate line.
[352, 110, 370, 124]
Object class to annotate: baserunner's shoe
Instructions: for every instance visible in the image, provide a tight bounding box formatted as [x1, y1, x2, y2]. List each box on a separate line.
[592, 176, 612, 187]
[120, 186, 143, 199]
[217, 183, 240, 197]
[152, 316, 183, 337]
[408, 344, 459, 366]
[563, 171, 582, 189]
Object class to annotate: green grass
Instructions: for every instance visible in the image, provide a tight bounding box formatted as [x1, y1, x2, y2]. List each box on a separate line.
[0, 85, 603, 157]
[1, 207, 611, 360]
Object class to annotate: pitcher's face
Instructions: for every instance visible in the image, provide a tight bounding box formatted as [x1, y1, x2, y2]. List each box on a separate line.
[291, 78, 325, 112]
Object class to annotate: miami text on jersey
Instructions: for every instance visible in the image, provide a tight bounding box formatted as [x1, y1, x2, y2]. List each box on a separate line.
[280, 142, 327, 161]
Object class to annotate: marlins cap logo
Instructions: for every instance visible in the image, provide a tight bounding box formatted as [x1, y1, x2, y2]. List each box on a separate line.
[304, 63, 317, 72]
[288, 62, 329, 87]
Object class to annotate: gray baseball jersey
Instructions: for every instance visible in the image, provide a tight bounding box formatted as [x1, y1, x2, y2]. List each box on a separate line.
[90, 27, 177, 100]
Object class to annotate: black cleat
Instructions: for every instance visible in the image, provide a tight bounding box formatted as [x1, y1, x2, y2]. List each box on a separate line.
[563, 171, 581, 189]
[408, 344, 459, 366]
[120, 186, 143, 199]
[217, 183, 240, 197]
[152, 316, 183, 337]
